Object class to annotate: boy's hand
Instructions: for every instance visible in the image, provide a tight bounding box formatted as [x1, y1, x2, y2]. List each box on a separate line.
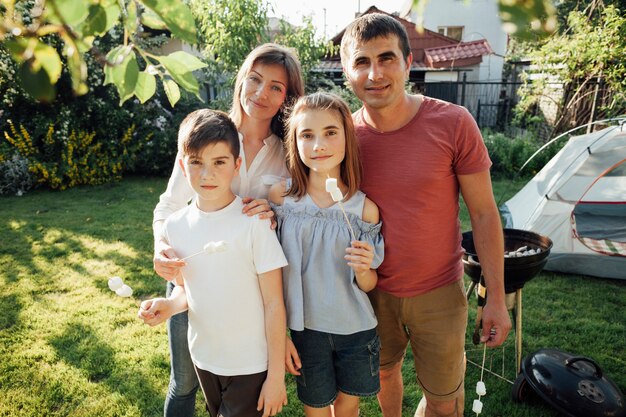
[242, 197, 277, 229]
[257, 376, 287, 417]
[345, 240, 374, 273]
[285, 337, 301, 376]
[137, 298, 172, 326]
[153, 240, 185, 281]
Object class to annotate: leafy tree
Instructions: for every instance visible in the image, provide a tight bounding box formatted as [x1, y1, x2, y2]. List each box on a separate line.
[514, 5, 626, 134]
[1, 0, 205, 106]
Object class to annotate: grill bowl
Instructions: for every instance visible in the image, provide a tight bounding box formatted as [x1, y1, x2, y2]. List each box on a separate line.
[461, 228, 553, 293]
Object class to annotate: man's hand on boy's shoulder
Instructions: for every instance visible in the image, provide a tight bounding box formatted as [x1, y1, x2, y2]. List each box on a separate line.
[257, 376, 287, 417]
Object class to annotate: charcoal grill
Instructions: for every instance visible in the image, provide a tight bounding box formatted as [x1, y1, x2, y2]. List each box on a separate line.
[461, 228, 553, 373]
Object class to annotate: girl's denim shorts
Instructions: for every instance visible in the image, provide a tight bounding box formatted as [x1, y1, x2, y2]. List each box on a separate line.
[290, 327, 381, 408]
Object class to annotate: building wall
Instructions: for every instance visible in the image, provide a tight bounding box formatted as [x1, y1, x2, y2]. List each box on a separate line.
[407, 0, 507, 81]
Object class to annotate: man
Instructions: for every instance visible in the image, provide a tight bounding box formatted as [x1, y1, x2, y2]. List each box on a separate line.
[340, 13, 512, 417]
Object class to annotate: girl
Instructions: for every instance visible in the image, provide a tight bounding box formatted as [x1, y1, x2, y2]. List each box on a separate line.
[269, 92, 384, 417]
[152, 43, 304, 416]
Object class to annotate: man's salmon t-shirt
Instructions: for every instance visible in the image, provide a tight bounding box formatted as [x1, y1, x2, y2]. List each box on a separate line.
[354, 97, 492, 297]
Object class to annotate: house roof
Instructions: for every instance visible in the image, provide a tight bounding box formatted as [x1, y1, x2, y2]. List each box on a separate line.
[424, 39, 493, 68]
[320, 5, 492, 72]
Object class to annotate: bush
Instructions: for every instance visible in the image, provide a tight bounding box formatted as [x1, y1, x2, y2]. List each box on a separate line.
[3, 120, 142, 190]
[0, 153, 34, 195]
[483, 130, 564, 178]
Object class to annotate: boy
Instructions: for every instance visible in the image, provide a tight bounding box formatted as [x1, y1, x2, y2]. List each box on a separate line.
[138, 109, 288, 417]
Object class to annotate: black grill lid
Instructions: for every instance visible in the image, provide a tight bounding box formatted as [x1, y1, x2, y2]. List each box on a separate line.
[520, 349, 625, 417]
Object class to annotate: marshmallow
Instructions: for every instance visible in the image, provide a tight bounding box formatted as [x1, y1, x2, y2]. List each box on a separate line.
[203, 241, 227, 254]
[116, 284, 133, 298]
[325, 178, 338, 192]
[108, 276, 123, 291]
[476, 381, 486, 396]
[330, 188, 343, 202]
[472, 399, 483, 414]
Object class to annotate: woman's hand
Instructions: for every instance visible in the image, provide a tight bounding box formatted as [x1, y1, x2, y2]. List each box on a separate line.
[242, 197, 277, 229]
[153, 240, 185, 281]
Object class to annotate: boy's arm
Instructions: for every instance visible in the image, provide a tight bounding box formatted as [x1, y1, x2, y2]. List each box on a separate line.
[138, 285, 188, 326]
[256, 268, 287, 417]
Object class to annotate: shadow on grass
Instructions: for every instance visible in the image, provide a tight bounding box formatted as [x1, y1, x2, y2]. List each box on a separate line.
[0, 294, 22, 329]
[50, 321, 163, 414]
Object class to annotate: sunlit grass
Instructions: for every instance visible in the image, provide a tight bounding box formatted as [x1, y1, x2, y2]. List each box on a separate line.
[0, 177, 623, 416]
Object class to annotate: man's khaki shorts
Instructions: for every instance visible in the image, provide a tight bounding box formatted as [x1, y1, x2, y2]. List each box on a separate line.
[368, 279, 468, 401]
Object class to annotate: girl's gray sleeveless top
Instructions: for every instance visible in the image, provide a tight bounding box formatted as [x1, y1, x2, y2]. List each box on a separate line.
[272, 183, 384, 334]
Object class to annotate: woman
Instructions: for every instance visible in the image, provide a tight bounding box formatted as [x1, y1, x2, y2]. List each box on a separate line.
[151, 43, 304, 417]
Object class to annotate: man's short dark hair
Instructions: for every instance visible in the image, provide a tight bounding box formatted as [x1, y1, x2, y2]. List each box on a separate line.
[340, 13, 411, 66]
[177, 109, 240, 159]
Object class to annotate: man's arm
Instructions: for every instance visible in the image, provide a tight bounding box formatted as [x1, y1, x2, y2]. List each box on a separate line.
[256, 268, 287, 417]
[458, 170, 511, 347]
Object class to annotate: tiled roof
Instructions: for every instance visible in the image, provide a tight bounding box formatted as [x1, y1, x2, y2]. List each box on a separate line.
[315, 60, 431, 72]
[424, 40, 493, 67]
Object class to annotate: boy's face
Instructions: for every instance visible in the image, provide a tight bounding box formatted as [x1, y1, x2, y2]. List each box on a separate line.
[343, 35, 412, 111]
[179, 141, 241, 212]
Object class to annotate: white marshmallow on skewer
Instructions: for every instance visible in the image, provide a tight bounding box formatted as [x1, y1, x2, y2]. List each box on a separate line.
[116, 284, 133, 297]
[476, 381, 486, 396]
[472, 399, 483, 414]
[108, 276, 124, 291]
[325, 178, 338, 192]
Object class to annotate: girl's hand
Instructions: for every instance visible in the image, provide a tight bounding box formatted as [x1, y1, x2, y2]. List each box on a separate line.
[242, 197, 277, 229]
[138, 298, 171, 326]
[285, 337, 301, 376]
[345, 240, 374, 273]
[153, 241, 185, 281]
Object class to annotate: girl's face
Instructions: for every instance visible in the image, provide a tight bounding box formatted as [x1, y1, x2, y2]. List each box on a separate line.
[240, 63, 288, 124]
[295, 108, 346, 176]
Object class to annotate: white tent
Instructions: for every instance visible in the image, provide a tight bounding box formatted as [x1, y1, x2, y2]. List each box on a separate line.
[501, 123, 626, 279]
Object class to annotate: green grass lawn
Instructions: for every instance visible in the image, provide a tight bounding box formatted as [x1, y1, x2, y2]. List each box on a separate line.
[1, 177, 624, 417]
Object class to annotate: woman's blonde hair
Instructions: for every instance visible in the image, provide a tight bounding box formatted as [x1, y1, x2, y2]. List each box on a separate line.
[230, 43, 305, 137]
[285, 92, 362, 200]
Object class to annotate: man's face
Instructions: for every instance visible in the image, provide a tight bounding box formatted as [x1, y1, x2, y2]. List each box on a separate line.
[343, 35, 412, 111]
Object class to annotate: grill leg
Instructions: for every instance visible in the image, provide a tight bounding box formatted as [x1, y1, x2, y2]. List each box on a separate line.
[515, 288, 523, 374]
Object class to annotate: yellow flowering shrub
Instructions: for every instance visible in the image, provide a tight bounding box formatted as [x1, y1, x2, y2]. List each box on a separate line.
[3, 120, 141, 190]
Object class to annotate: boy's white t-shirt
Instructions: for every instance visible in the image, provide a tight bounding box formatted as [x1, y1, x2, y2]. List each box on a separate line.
[163, 196, 288, 376]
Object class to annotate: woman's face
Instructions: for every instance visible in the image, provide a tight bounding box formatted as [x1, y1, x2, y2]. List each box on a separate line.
[240, 63, 288, 125]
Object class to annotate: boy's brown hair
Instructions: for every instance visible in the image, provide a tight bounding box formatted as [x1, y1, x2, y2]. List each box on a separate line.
[178, 109, 240, 159]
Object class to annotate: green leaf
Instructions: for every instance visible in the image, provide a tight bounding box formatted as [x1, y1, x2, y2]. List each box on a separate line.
[49, 0, 90, 28]
[114, 54, 140, 104]
[135, 71, 156, 104]
[19, 61, 55, 103]
[33, 42, 63, 83]
[102, 2, 122, 33]
[140, 8, 168, 30]
[160, 51, 207, 72]
[4, 38, 29, 62]
[104, 46, 128, 86]
[81, 4, 108, 37]
[158, 58, 201, 95]
[139, 0, 197, 44]
[66, 50, 88, 95]
[125, 0, 138, 36]
[163, 77, 180, 107]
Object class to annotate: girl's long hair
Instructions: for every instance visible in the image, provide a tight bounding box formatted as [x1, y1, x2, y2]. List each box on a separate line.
[285, 92, 362, 200]
[230, 43, 305, 138]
